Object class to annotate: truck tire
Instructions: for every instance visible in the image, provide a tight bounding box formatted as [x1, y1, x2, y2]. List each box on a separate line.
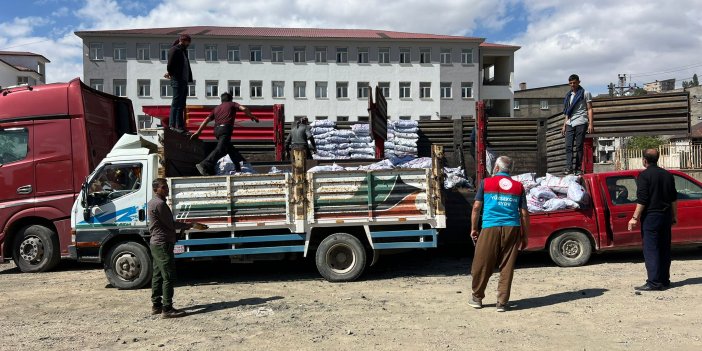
[549, 231, 592, 267]
[104, 242, 152, 289]
[315, 233, 367, 282]
[12, 225, 60, 273]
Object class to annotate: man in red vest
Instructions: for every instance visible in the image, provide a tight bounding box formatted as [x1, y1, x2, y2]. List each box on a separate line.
[468, 156, 530, 312]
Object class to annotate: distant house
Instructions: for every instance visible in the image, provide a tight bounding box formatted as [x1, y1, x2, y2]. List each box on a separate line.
[0, 51, 50, 89]
[643, 79, 675, 93]
[513, 83, 569, 118]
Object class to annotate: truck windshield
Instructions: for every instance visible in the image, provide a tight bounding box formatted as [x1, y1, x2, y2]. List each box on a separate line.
[87, 163, 142, 207]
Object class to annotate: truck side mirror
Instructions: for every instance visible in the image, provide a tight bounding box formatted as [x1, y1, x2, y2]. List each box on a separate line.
[80, 181, 88, 207]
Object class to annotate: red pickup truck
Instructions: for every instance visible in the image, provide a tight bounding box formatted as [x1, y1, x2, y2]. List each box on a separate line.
[528, 170, 702, 266]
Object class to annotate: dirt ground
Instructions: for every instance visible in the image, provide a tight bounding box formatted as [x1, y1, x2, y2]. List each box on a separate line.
[1, 247, 701, 351]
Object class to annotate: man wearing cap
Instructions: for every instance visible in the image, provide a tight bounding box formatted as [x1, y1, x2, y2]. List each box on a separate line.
[191, 92, 258, 175]
[165, 34, 193, 133]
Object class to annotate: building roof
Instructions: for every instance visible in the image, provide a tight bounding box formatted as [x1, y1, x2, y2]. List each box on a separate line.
[0, 58, 39, 74]
[479, 42, 520, 49]
[0, 51, 50, 62]
[514, 84, 569, 99]
[74, 26, 486, 42]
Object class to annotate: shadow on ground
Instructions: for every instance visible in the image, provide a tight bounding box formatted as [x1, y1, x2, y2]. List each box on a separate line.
[508, 288, 609, 310]
[184, 296, 284, 316]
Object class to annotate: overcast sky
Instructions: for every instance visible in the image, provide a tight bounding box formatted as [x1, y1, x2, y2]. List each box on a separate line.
[2, 0, 701, 94]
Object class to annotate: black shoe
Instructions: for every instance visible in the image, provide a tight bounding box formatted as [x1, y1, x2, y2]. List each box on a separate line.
[634, 284, 662, 291]
[195, 163, 211, 176]
[151, 304, 163, 315]
[162, 306, 186, 319]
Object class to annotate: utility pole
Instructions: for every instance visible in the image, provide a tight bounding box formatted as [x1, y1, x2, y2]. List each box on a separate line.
[615, 74, 638, 96]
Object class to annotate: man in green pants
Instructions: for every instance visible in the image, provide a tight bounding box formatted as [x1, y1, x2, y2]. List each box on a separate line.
[148, 178, 206, 318]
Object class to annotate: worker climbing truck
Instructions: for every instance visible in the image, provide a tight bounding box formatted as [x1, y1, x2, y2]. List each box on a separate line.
[70, 131, 446, 288]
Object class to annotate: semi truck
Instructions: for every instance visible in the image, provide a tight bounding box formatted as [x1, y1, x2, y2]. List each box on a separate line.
[0, 78, 136, 272]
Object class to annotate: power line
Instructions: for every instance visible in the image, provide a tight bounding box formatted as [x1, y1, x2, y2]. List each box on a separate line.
[629, 62, 702, 78]
[0, 38, 55, 51]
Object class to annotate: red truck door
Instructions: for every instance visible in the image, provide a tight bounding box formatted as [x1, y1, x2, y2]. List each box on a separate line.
[670, 173, 702, 243]
[602, 174, 642, 247]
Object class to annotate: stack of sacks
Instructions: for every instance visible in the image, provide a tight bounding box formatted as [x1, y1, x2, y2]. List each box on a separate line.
[385, 120, 419, 157]
[444, 166, 474, 189]
[513, 173, 589, 212]
[311, 120, 351, 159]
[349, 124, 375, 159]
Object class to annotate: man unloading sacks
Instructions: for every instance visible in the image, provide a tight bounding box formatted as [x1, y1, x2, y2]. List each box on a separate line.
[190, 92, 258, 175]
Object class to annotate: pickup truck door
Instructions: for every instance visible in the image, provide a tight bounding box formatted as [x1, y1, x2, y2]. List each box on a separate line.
[603, 175, 642, 247]
[670, 173, 702, 243]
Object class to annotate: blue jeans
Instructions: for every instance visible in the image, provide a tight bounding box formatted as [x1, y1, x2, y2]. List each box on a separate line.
[641, 211, 672, 288]
[169, 79, 188, 130]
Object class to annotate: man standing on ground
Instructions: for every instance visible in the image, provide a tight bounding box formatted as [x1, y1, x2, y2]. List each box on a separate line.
[628, 149, 677, 291]
[284, 117, 317, 160]
[468, 156, 530, 312]
[191, 92, 258, 175]
[149, 178, 207, 318]
[561, 74, 594, 175]
[165, 34, 193, 133]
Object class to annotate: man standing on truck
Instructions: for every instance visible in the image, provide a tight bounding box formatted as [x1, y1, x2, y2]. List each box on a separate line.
[468, 156, 530, 312]
[561, 74, 593, 176]
[164, 34, 193, 134]
[148, 178, 207, 318]
[284, 117, 317, 160]
[627, 149, 677, 291]
[191, 92, 258, 175]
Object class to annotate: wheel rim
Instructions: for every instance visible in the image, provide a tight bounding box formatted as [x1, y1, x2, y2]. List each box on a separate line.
[560, 238, 582, 259]
[19, 236, 44, 263]
[113, 251, 141, 281]
[325, 243, 356, 274]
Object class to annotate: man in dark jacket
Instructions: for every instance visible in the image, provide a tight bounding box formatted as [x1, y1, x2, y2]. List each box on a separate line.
[285, 117, 317, 160]
[165, 34, 193, 133]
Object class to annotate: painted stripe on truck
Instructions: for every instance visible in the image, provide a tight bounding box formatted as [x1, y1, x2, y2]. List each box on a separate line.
[176, 245, 304, 258]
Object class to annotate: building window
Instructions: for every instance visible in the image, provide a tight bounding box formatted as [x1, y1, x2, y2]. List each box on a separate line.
[316, 116, 328, 120]
[514, 100, 520, 110]
[379, 82, 390, 98]
[113, 79, 126, 97]
[336, 82, 349, 99]
[461, 82, 474, 98]
[399, 47, 411, 64]
[440, 49, 451, 64]
[187, 81, 196, 97]
[336, 47, 348, 63]
[440, 115, 452, 120]
[440, 82, 452, 99]
[358, 116, 369, 122]
[337, 116, 349, 122]
[293, 116, 307, 123]
[89, 79, 103, 92]
[315, 81, 328, 98]
[89, 43, 103, 60]
[358, 47, 369, 63]
[272, 81, 285, 98]
[137, 79, 151, 97]
[540, 100, 549, 110]
[419, 48, 431, 63]
[16, 76, 29, 85]
[228, 80, 241, 97]
[113, 44, 126, 61]
[378, 47, 390, 64]
[160, 44, 169, 61]
[357, 82, 369, 99]
[272, 46, 284, 63]
[399, 82, 411, 98]
[250, 46, 262, 62]
[205, 81, 218, 97]
[315, 47, 327, 63]
[160, 80, 173, 97]
[399, 116, 412, 120]
[419, 115, 431, 121]
[420, 82, 431, 98]
[227, 46, 240, 62]
[250, 81, 262, 97]
[294, 81, 306, 98]
[205, 45, 218, 62]
[136, 43, 150, 61]
[186, 45, 195, 60]
[461, 49, 474, 64]
[137, 115, 152, 129]
[293, 47, 306, 63]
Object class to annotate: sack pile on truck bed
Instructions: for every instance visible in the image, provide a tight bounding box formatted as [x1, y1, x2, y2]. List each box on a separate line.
[385, 120, 419, 158]
[309, 120, 376, 160]
[511, 173, 589, 213]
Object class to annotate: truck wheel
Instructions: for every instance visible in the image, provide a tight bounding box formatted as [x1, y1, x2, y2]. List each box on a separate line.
[104, 242, 152, 289]
[315, 233, 367, 282]
[12, 225, 60, 273]
[549, 231, 592, 267]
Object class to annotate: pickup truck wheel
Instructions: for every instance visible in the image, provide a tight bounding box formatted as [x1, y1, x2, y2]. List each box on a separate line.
[315, 233, 367, 282]
[549, 231, 592, 267]
[104, 242, 152, 289]
[12, 225, 60, 273]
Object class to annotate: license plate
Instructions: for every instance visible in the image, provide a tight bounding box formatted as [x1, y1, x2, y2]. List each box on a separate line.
[173, 245, 185, 254]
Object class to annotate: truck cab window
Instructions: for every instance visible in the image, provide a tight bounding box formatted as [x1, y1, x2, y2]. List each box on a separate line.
[0, 128, 29, 165]
[673, 175, 702, 200]
[606, 176, 636, 205]
[87, 164, 142, 206]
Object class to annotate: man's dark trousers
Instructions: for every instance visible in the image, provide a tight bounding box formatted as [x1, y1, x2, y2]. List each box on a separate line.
[169, 79, 188, 130]
[151, 243, 176, 307]
[201, 124, 243, 172]
[565, 124, 587, 171]
[641, 211, 672, 288]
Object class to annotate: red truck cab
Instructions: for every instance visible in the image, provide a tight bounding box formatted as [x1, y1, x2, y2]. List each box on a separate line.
[0, 78, 135, 272]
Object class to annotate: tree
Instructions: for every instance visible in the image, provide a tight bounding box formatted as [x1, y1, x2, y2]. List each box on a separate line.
[693, 73, 699, 87]
[627, 136, 665, 150]
[633, 88, 647, 96]
[683, 81, 690, 89]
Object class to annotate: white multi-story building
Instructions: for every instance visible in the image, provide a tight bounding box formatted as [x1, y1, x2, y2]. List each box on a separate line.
[75, 26, 518, 127]
[0, 51, 49, 89]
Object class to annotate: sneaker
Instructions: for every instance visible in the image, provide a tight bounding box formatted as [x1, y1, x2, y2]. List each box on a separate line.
[563, 169, 573, 175]
[468, 296, 483, 309]
[151, 304, 162, 315]
[496, 303, 508, 312]
[574, 170, 583, 176]
[162, 306, 186, 319]
[195, 163, 210, 176]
